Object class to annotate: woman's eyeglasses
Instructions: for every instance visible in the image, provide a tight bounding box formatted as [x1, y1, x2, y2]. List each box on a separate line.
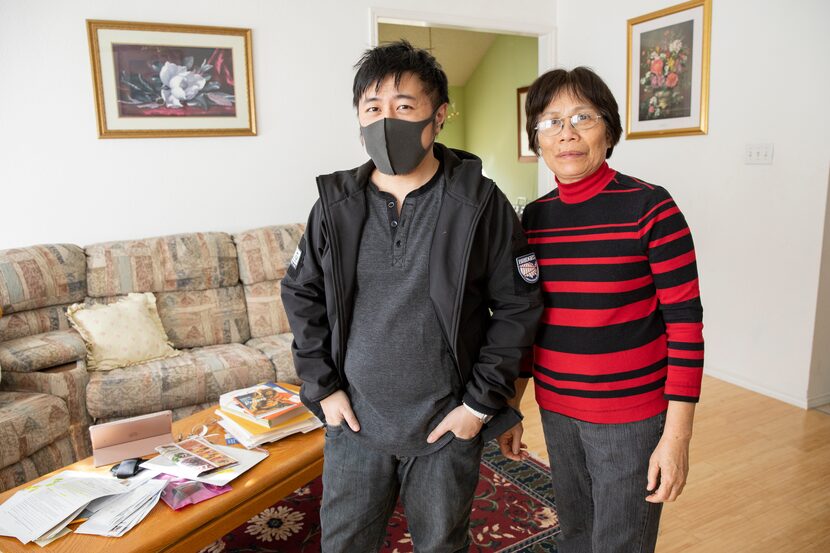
[535, 113, 603, 136]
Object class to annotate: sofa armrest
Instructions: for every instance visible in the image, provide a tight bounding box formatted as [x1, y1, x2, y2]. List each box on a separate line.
[0, 360, 91, 428]
[0, 330, 86, 373]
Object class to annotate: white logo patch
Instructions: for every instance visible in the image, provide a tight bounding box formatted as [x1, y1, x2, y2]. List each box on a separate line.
[516, 253, 539, 284]
[290, 246, 302, 269]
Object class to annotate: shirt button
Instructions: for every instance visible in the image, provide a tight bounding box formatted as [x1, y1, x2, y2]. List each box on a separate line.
[391, 220, 398, 228]
[387, 201, 395, 208]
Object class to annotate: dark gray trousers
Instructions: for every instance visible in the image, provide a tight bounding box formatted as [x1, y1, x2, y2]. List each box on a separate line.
[320, 424, 484, 553]
[541, 410, 666, 553]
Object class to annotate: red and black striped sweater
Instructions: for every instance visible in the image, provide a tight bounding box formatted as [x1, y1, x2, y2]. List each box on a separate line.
[521, 162, 703, 424]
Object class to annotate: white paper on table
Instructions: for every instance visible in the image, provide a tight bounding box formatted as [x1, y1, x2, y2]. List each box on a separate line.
[35, 505, 86, 544]
[111, 489, 163, 537]
[83, 469, 160, 514]
[0, 471, 132, 544]
[34, 526, 72, 547]
[139, 443, 268, 486]
[74, 478, 166, 537]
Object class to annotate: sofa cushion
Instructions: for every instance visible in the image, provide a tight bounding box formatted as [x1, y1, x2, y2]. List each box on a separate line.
[243, 280, 291, 338]
[0, 304, 73, 342]
[85, 232, 239, 297]
[156, 285, 251, 348]
[0, 391, 70, 470]
[0, 330, 86, 373]
[0, 436, 77, 493]
[246, 334, 300, 385]
[233, 225, 304, 285]
[0, 244, 86, 315]
[85, 343, 275, 420]
[67, 293, 180, 371]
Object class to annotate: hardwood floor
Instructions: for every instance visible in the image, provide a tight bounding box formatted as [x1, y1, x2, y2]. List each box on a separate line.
[518, 375, 830, 552]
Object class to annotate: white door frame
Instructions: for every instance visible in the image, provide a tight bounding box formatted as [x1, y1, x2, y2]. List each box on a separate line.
[369, 7, 557, 198]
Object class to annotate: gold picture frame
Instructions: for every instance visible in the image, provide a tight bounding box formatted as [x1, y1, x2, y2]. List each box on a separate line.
[517, 86, 536, 162]
[87, 20, 256, 138]
[626, 0, 711, 139]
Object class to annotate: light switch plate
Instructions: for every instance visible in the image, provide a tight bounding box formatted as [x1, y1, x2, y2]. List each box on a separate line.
[745, 143, 774, 165]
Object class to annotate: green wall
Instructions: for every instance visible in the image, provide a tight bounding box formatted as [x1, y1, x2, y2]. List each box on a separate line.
[439, 85, 466, 150]
[463, 35, 538, 204]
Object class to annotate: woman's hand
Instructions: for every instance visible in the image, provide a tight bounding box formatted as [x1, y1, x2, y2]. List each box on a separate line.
[498, 422, 530, 461]
[646, 400, 696, 503]
[646, 434, 690, 502]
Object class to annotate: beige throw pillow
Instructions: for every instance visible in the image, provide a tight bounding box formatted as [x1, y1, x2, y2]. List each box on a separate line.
[67, 292, 180, 371]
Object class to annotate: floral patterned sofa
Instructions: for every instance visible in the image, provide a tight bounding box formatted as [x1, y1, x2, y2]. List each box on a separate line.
[0, 244, 92, 491]
[0, 224, 303, 492]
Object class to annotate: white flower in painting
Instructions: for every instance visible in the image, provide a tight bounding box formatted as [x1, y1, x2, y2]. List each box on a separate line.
[198, 539, 225, 553]
[244, 506, 304, 542]
[669, 39, 683, 54]
[159, 61, 206, 108]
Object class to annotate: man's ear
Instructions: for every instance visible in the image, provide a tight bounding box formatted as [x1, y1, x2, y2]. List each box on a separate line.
[434, 102, 449, 132]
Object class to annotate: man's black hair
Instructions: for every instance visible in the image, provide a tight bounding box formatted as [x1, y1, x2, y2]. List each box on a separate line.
[352, 40, 449, 111]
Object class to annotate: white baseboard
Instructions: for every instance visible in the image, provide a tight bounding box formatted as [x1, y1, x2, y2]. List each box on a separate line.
[705, 368, 809, 409]
[807, 391, 830, 409]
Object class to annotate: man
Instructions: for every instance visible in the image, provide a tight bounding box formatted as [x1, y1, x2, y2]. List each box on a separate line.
[281, 40, 542, 552]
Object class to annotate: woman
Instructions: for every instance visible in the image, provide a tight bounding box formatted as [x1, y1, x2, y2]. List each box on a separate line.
[499, 67, 704, 553]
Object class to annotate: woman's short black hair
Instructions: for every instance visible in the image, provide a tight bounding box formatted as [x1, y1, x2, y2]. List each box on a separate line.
[525, 67, 623, 158]
[352, 40, 449, 111]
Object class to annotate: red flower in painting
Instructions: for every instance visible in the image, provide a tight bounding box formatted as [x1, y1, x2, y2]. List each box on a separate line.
[666, 72, 679, 88]
[650, 58, 664, 75]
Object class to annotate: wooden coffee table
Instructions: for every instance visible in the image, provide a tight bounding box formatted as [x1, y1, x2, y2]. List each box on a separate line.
[0, 406, 324, 552]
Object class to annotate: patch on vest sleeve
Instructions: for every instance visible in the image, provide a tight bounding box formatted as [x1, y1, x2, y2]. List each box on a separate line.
[515, 253, 539, 284]
[286, 237, 306, 280]
[290, 246, 302, 269]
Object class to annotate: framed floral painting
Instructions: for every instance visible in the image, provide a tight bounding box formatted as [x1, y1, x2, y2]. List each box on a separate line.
[626, 0, 711, 139]
[87, 20, 256, 138]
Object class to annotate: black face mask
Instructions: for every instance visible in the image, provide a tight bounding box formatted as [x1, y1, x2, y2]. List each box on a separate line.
[360, 108, 439, 175]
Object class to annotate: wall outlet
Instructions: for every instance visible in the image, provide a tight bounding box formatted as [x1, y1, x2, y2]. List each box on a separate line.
[745, 143, 774, 165]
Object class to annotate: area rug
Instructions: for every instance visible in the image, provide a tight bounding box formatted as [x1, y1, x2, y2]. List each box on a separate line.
[198, 441, 559, 552]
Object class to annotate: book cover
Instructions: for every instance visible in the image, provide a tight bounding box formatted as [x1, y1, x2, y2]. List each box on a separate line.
[231, 382, 302, 420]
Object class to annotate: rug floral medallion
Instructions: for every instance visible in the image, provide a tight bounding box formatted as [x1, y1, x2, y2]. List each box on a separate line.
[199, 442, 560, 552]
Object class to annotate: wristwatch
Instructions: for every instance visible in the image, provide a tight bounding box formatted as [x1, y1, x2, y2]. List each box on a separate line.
[463, 403, 493, 424]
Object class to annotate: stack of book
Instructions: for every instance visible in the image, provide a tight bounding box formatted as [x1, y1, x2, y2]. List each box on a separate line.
[215, 381, 322, 449]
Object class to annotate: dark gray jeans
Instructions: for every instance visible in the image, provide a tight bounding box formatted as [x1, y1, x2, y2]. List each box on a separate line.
[541, 410, 666, 553]
[321, 423, 484, 553]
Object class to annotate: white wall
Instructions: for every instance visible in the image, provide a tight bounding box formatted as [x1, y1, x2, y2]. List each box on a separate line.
[0, 0, 555, 249]
[809, 171, 830, 407]
[555, 0, 830, 407]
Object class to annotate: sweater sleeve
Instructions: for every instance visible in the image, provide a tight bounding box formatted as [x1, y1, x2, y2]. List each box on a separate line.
[639, 186, 704, 402]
